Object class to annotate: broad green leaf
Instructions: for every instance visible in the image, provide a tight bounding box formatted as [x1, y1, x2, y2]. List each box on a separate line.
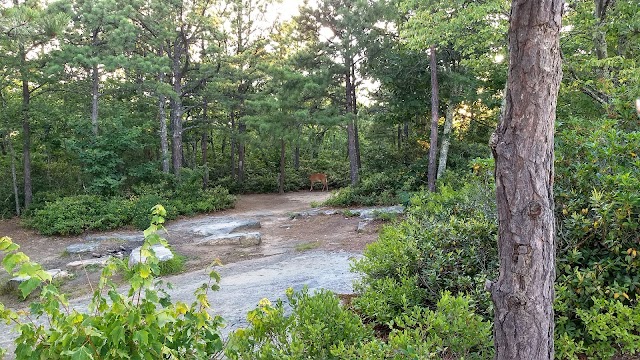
[19, 277, 41, 298]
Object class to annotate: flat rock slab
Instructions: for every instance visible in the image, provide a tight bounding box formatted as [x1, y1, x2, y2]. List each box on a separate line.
[291, 206, 404, 220]
[291, 209, 339, 218]
[195, 232, 262, 247]
[353, 205, 405, 220]
[129, 244, 174, 266]
[168, 217, 261, 237]
[66, 257, 111, 270]
[66, 243, 100, 254]
[84, 234, 145, 243]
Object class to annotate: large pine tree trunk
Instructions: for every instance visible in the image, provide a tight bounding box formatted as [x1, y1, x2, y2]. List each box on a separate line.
[488, 1, 563, 358]
[427, 45, 439, 192]
[437, 100, 455, 179]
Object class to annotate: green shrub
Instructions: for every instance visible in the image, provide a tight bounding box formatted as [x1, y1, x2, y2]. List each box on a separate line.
[0, 206, 224, 359]
[553, 118, 640, 357]
[27, 184, 235, 235]
[226, 287, 373, 360]
[27, 195, 132, 235]
[334, 292, 494, 360]
[352, 276, 425, 324]
[352, 177, 499, 321]
[556, 297, 640, 360]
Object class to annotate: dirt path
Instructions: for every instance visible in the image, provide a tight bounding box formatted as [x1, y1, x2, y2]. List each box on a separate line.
[0, 192, 382, 308]
[0, 191, 387, 357]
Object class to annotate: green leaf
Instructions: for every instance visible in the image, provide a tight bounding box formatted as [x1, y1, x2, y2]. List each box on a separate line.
[18, 277, 41, 298]
[61, 345, 93, 360]
[3, 252, 28, 273]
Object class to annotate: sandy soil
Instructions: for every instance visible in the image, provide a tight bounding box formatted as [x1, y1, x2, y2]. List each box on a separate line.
[0, 192, 383, 307]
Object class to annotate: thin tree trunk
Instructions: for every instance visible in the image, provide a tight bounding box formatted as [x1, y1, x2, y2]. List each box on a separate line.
[158, 47, 169, 174]
[351, 65, 361, 169]
[159, 92, 169, 173]
[202, 101, 209, 189]
[488, 0, 562, 358]
[5, 136, 20, 216]
[279, 138, 285, 194]
[170, 44, 184, 177]
[437, 100, 455, 179]
[293, 129, 300, 170]
[19, 46, 32, 209]
[427, 45, 439, 192]
[238, 122, 246, 183]
[230, 113, 236, 178]
[346, 66, 359, 185]
[91, 62, 99, 136]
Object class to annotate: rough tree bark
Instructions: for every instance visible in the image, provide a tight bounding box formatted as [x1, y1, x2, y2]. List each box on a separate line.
[487, 0, 563, 359]
[427, 45, 439, 192]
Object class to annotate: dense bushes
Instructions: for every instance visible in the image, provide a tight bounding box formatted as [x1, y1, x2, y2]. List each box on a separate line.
[350, 118, 640, 359]
[226, 288, 372, 359]
[324, 170, 418, 206]
[333, 292, 493, 359]
[0, 206, 224, 359]
[352, 175, 498, 321]
[226, 287, 492, 360]
[27, 180, 235, 235]
[553, 118, 640, 358]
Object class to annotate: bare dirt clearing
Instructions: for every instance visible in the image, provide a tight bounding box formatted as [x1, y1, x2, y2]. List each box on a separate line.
[0, 192, 383, 308]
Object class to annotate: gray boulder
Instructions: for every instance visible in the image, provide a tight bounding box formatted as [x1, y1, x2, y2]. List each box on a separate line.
[129, 244, 174, 266]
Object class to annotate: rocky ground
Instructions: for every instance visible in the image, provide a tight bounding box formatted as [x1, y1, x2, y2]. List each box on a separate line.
[0, 191, 403, 357]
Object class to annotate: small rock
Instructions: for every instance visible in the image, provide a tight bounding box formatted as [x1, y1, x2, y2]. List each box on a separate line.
[129, 244, 174, 266]
[119, 245, 126, 251]
[91, 253, 102, 258]
[66, 257, 110, 270]
[356, 220, 370, 233]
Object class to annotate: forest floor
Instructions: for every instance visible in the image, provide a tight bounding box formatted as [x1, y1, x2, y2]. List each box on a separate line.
[0, 191, 383, 310]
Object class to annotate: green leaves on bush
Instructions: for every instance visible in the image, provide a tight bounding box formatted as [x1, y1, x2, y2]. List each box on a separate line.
[226, 287, 372, 360]
[353, 177, 499, 320]
[26, 185, 235, 235]
[334, 292, 494, 360]
[2, 205, 225, 359]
